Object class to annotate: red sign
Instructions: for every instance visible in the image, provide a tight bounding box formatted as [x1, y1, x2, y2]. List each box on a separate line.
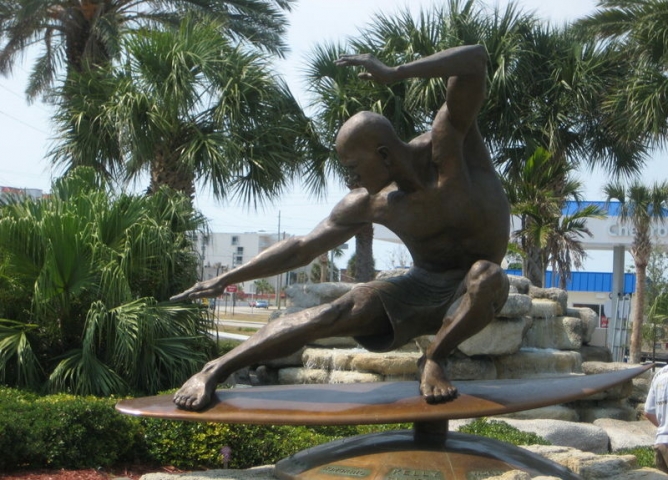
[225, 285, 238, 293]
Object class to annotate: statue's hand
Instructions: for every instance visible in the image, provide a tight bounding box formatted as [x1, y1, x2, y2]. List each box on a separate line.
[170, 277, 227, 302]
[335, 54, 398, 84]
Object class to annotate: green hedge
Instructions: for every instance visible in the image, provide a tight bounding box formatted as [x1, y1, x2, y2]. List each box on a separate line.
[0, 386, 383, 471]
[3, 386, 653, 472]
[0, 388, 138, 470]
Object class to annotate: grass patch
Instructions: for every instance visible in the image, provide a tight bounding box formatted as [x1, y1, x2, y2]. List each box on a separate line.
[459, 418, 551, 446]
[614, 446, 654, 468]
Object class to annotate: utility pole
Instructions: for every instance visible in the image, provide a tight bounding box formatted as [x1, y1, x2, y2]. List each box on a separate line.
[275, 211, 281, 309]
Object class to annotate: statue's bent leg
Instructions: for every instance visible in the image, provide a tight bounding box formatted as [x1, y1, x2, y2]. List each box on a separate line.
[174, 288, 389, 410]
[420, 260, 509, 403]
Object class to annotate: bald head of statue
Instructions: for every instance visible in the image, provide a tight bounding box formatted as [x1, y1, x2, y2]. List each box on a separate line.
[334, 111, 411, 194]
[335, 111, 402, 154]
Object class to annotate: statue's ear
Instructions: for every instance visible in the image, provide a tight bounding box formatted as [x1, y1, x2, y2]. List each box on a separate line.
[377, 146, 391, 165]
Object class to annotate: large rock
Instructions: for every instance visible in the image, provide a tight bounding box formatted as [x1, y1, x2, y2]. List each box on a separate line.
[577, 401, 638, 423]
[499, 294, 533, 318]
[277, 367, 329, 384]
[349, 351, 419, 376]
[508, 275, 531, 294]
[530, 287, 568, 315]
[568, 307, 599, 344]
[262, 348, 305, 368]
[523, 316, 583, 350]
[307, 337, 360, 348]
[580, 345, 613, 363]
[501, 405, 579, 422]
[494, 349, 582, 379]
[458, 316, 532, 356]
[594, 418, 656, 451]
[499, 418, 609, 453]
[447, 354, 498, 380]
[329, 370, 384, 383]
[581, 362, 640, 401]
[610, 470, 668, 479]
[523, 445, 636, 479]
[284, 282, 354, 308]
[633, 376, 652, 404]
[302, 348, 334, 370]
[530, 299, 561, 319]
[487, 473, 559, 480]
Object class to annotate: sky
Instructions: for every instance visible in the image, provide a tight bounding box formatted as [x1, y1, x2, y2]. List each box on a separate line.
[0, 0, 665, 271]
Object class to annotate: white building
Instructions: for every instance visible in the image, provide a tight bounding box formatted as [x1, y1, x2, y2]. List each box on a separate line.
[1, 186, 45, 200]
[197, 232, 313, 304]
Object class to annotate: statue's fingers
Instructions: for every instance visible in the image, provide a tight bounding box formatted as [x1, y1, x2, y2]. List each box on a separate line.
[335, 55, 366, 66]
[358, 72, 373, 81]
[170, 291, 192, 302]
[170, 284, 203, 302]
[189, 285, 220, 299]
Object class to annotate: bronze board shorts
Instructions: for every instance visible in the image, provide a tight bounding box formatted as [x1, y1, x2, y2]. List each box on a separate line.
[352, 267, 466, 352]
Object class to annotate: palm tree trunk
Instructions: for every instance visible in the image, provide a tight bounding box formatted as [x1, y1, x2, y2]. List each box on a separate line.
[355, 224, 375, 282]
[524, 246, 543, 288]
[629, 261, 647, 363]
[318, 252, 329, 283]
[149, 148, 196, 199]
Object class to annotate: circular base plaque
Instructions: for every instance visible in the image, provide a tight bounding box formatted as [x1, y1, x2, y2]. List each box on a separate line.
[274, 430, 581, 480]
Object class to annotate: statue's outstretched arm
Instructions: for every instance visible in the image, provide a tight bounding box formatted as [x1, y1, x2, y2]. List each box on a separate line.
[171, 195, 366, 302]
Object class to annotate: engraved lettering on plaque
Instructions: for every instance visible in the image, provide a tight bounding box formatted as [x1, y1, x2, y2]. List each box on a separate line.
[466, 470, 507, 479]
[318, 465, 371, 477]
[387, 467, 444, 479]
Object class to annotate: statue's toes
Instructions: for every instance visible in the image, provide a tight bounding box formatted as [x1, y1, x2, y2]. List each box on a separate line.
[422, 384, 458, 404]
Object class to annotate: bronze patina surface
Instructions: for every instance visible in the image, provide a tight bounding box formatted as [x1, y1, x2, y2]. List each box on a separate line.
[168, 44, 511, 412]
[274, 431, 581, 480]
[116, 364, 650, 425]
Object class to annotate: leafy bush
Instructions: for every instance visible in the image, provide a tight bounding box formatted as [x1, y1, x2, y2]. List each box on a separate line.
[459, 418, 551, 446]
[0, 387, 138, 470]
[0, 168, 213, 397]
[140, 419, 334, 469]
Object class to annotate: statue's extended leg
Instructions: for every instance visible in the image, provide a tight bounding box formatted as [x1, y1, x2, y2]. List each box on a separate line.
[420, 260, 509, 403]
[174, 288, 389, 411]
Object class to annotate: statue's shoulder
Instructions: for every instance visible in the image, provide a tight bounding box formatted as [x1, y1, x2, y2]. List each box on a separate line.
[330, 188, 373, 224]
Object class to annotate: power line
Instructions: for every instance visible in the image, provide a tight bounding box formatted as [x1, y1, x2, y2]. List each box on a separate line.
[0, 109, 50, 135]
[0, 82, 54, 115]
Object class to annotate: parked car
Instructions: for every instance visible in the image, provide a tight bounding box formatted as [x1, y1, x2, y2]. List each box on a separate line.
[254, 300, 269, 309]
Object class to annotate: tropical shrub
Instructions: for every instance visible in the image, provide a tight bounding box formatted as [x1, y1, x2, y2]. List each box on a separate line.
[0, 388, 138, 470]
[0, 167, 215, 396]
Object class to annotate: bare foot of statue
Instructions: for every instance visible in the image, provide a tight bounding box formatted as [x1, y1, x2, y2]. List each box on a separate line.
[419, 357, 458, 404]
[173, 371, 217, 411]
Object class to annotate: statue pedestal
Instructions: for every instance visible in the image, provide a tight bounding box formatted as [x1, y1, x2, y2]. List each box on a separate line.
[275, 426, 579, 479]
[116, 365, 652, 480]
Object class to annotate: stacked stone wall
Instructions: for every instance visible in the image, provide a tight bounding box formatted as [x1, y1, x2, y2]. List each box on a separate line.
[252, 275, 652, 423]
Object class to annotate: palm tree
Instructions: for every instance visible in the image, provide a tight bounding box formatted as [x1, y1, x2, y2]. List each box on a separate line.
[0, 167, 214, 395]
[604, 181, 668, 363]
[505, 148, 603, 288]
[305, 1, 648, 280]
[0, 0, 295, 100]
[576, 0, 668, 148]
[253, 279, 274, 296]
[51, 17, 317, 203]
[485, 16, 654, 178]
